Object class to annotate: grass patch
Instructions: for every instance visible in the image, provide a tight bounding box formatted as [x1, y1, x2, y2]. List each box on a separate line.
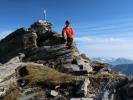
[95, 71, 124, 79]
[6, 82, 16, 91]
[4, 82, 22, 100]
[4, 89, 22, 100]
[20, 63, 75, 86]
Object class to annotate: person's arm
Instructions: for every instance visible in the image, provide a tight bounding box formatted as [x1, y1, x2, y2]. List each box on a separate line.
[71, 28, 74, 38]
[62, 28, 67, 40]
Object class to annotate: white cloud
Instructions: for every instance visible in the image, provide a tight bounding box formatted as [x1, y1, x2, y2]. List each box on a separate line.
[73, 18, 133, 59]
[75, 37, 93, 42]
[75, 36, 133, 60]
[75, 37, 126, 43]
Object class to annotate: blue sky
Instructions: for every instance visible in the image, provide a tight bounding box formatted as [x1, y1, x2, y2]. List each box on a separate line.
[0, 0, 133, 59]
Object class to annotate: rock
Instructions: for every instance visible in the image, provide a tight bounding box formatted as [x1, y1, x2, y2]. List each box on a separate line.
[73, 70, 88, 76]
[60, 64, 80, 73]
[6, 55, 21, 64]
[23, 87, 42, 95]
[0, 79, 2, 83]
[70, 98, 93, 100]
[0, 28, 27, 63]
[23, 30, 38, 50]
[81, 78, 90, 97]
[0, 59, 22, 87]
[73, 57, 93, 74]
[80, 53, 91, 61]
[50, 90, 58, 96]
[72, 80, 85, 97]
[0, 19, 132, 100]
[71, 78, 90, 97]
[30, 20, 52, 32]
[0, 20, 54, 63]
[0, 20, 89, 76]
[52, 95, 67, 100]
[115, 78, 133, 99]
[91, 61, 110, 73]
[0, 87, 6, 97]
[16, 65, 29, 77]
[20, 87, 46, 100]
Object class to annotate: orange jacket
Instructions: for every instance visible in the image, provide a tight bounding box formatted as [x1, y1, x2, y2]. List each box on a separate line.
[63, 27, 74, 38]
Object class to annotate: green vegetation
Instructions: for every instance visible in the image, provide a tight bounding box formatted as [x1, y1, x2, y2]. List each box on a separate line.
[4, 63, 75, 100]
[20, 63, 75, 86]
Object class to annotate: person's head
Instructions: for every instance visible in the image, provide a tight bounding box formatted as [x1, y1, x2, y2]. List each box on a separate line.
[65, 20, 70, 27]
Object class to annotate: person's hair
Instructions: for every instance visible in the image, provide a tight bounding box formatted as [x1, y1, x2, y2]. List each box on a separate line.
[65, 20, 70, 24]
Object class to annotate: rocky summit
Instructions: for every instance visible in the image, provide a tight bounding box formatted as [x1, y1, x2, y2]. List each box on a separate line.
[0, 20, 133, 100]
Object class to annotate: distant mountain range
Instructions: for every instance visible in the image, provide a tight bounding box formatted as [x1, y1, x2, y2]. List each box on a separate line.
[113, 64, 133, 76]
[91, 57, 133, 76]
[91, 57, 133, 65]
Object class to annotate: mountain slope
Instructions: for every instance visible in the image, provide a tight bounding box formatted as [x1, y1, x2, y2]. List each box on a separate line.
[109, 58, 133, 65]
[92, 57, 133, 65]
[113, 64, 133, 76]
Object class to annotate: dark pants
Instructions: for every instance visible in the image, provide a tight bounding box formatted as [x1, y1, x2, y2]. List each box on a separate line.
[67, 37, 73, 48]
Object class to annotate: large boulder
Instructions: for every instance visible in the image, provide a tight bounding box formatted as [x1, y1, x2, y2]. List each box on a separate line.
[0, 28, 27, 63]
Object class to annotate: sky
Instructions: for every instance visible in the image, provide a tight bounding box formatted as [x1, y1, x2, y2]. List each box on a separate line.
[0, 0, 133, 59]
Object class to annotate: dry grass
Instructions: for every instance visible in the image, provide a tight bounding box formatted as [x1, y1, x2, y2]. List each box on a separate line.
[4, 89, 22, 100]
[4, 82, 22, 100]
[20, 63, 75, 86]
[95, 71, 124, 79]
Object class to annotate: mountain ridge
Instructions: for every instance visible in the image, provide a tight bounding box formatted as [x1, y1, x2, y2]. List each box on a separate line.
[0, 20, 133, 100]
[91, 57, 133, 65]
[113, 63, 133, 76]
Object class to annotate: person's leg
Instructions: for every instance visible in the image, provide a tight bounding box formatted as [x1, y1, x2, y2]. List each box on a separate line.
[67, 37, 73, 48]
[69, 38, 73, 46]
[66, 37, 70, 47]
